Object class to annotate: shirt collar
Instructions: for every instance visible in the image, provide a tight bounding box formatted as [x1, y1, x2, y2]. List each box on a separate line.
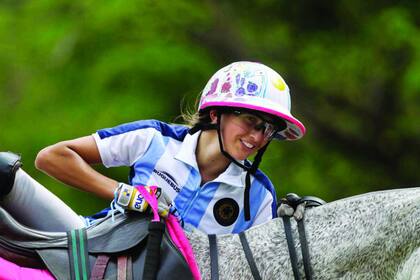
[213, 162, 246, 188]
[175, 131, 246, 188]
[174, 131, 201, 170]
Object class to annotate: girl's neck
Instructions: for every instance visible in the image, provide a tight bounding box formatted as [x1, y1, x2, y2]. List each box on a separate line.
[195, 130, 230, 184]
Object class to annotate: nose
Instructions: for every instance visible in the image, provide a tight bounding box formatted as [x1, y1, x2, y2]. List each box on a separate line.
[248, 127, 265, 143]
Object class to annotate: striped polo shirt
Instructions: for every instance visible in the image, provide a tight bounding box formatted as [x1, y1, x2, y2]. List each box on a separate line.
[93, 120, 277, 234]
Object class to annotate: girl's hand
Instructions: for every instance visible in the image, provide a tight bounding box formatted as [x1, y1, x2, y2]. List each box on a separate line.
[115, 183, 172, 217]
[115, 183, 154, 212]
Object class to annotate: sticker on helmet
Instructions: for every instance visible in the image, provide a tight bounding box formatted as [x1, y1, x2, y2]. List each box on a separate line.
[206, 78, 219, 96]
[273, 77, 286, 91]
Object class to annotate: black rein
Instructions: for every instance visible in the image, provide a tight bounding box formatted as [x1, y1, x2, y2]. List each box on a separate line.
[281, 194, 326, 280]
[208, 194, 325, 280]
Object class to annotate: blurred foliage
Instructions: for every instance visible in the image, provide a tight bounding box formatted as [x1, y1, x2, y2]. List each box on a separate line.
[0, 0, 418, 215]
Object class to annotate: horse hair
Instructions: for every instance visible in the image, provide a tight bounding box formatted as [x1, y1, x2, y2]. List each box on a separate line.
[187, 187, 420, 280]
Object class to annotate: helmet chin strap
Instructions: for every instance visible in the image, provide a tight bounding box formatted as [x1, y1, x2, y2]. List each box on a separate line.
[215, 111, 270, 221]
[188, 111, 271, 221]
[215, 111, 249, 171]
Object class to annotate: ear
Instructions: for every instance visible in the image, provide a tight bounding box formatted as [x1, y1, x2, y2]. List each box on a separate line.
[209, 109, 218, 124]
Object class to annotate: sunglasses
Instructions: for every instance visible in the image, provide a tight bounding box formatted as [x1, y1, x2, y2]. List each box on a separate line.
[232, 110, 287, 140]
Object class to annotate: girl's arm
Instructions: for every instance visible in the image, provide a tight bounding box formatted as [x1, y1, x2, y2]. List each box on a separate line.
[35, 136, 117, 200]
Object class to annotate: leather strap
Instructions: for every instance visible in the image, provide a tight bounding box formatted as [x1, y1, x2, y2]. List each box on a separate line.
[297, 220, 313, 280]
[67, 228, 90, 280]
[208, 234, 219, 280]
[239, 232, 261, 280]
[143, 221, 165, 280]
[282, 216, 301, 280]
[117, 255, 128, 280]
[90, 254, 111, 280]
[126, 256, 133, 280]
[244, 172, 252, 221]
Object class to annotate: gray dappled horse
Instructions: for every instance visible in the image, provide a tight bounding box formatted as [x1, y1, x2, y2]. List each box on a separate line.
[1, 188, 419, 279]
[188, 187, 420, 279]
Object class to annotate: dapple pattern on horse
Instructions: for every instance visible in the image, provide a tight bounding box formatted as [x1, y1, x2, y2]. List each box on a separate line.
[188, 187, 420, 279]
[0, 187, 419, 279]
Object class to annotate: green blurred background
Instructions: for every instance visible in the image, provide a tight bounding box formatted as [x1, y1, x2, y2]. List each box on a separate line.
[0, 1, 419, 215]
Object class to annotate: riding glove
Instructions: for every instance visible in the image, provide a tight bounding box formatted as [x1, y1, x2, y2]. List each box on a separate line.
[115, 183, 171, 217]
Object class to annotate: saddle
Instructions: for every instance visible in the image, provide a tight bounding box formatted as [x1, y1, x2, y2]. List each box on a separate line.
[0, 207, 194, 280]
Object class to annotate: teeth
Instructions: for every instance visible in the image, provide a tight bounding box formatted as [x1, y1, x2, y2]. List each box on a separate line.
[241, 140, 255, 149]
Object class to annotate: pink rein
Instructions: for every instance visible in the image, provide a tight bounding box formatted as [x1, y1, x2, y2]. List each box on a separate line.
[135, 186, 201, 280]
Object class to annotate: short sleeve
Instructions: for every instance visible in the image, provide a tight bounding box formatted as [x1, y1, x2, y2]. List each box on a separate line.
[93, 127, 156, 167]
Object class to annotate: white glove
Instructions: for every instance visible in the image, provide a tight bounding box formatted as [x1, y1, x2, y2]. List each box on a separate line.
[115, 183, 172, 217]
[277, 200, 306, 221]
[115, 183, 152, 212]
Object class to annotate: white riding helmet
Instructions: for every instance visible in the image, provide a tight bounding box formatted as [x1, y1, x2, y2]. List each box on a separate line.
[199, 61, 306, 140]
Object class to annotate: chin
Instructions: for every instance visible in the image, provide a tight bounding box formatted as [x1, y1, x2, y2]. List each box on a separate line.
[230, 152, 250, 162]
[225, 146, 253, 161]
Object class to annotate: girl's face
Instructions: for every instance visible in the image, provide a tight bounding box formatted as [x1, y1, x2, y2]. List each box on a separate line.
[211, 110, 276, 161]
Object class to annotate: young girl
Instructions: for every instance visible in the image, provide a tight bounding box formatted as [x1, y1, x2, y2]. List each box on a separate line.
[0, 61, 305, 234]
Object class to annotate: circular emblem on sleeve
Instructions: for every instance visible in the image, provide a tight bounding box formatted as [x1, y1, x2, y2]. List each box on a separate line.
[213, 198, 239, 226]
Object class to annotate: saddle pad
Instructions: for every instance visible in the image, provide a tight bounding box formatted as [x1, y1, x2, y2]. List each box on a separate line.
[37, 230, 194, 279]
[0, 207, 195, 280]
[0, 207, 150, 253]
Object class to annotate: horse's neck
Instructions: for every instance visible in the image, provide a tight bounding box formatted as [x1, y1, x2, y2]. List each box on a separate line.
[186, 219, 293, 279]
[187, 188, 420, 279]
[305, 188, 420, 277]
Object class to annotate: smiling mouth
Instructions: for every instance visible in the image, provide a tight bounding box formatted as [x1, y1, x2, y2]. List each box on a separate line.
[240, 139, 255, 149]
